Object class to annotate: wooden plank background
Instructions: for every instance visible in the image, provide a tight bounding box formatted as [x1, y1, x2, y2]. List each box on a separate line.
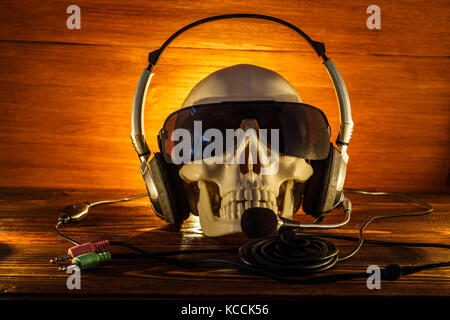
[0, 0, 449, 192]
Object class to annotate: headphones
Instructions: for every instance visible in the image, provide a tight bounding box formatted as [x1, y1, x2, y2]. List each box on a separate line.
[131, 14, 353, 226]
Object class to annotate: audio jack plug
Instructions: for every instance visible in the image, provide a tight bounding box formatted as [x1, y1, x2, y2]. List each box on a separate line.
[59, 252, 111, 272]
[50, 240, 110, 263]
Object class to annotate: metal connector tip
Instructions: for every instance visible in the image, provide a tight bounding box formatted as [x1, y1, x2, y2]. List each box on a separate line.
[50, 254, 71, 264]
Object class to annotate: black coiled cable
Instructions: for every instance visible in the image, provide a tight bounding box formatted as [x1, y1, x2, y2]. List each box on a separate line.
[239, 230, 339, 275]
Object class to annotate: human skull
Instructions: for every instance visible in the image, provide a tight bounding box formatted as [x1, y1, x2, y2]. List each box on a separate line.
[178, 64, 314, 237]
[179, 131, 313, 236]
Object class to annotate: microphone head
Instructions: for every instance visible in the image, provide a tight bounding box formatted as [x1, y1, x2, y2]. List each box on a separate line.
[240, 207, 278, 238]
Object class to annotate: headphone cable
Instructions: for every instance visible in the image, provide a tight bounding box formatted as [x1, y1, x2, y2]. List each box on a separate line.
[54, 193, 148, 245]
[53, 190, 449, 283]
[339, 189, 435, 261]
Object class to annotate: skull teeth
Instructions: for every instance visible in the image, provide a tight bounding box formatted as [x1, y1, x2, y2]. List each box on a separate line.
[222, 189, 276, 203]
[219, 189, 278, 218]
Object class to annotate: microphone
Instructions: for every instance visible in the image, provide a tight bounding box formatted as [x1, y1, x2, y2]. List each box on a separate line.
[240, 207, 293, 238]
[240, 198, 352, 238]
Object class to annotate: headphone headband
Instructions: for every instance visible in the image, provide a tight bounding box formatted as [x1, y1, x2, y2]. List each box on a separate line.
[146, 14, 327, 68]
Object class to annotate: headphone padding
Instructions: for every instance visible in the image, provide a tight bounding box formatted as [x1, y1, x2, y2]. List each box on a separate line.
[149, 153, 189, 225]
[303, 144, 345, 218]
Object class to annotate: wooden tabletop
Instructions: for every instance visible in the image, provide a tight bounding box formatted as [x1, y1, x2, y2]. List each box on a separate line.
[0, 187, 449, 299]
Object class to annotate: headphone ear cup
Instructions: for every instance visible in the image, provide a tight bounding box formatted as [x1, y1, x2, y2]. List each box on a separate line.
[148, 153, 189, 225]
[303, 144, 346, 218]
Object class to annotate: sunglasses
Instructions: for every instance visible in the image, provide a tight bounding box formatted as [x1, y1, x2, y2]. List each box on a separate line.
[158, 101, 331, 164]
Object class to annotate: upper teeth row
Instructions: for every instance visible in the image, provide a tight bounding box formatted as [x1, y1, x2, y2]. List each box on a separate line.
[219, 189, 278, 219]
[221, 189, 276, 204]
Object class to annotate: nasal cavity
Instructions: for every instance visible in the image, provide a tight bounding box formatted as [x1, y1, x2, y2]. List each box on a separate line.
[239, 145, 262, 174]
[239, 119, 262, 175]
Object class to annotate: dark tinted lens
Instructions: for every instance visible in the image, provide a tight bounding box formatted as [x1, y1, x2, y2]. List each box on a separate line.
[162, 105, 242, 161]
[161, 101, 330, 163]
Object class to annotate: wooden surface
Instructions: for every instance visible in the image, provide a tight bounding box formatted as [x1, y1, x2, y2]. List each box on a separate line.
[0, 0, 449, 193]
[0, 187, 449, 298]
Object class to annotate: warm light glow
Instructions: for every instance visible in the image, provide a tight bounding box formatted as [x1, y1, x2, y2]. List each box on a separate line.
[180, 215, 205, 241]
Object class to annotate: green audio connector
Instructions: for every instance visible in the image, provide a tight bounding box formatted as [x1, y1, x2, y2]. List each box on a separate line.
[59, 252, 111, 271]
